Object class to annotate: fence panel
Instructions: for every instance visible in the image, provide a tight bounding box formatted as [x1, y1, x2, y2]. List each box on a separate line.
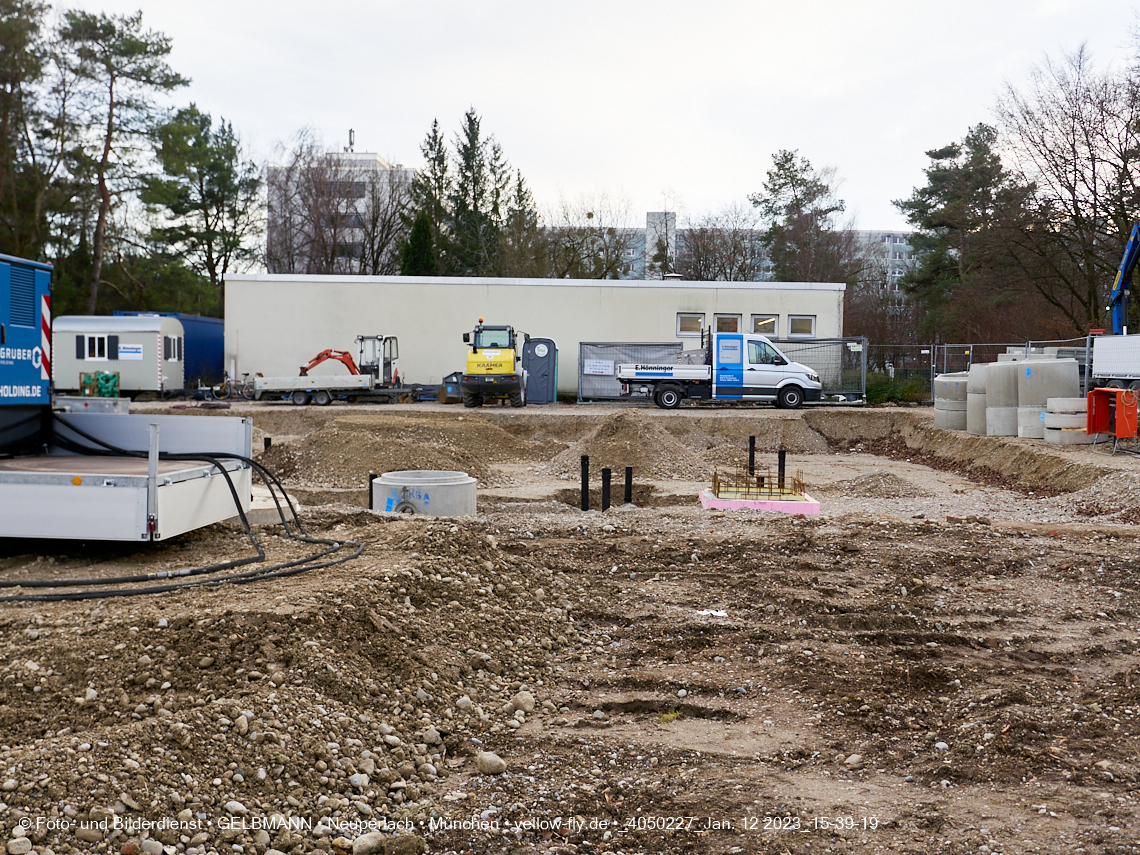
[771, 337, 866, 400]
[867, 344, 933, 400]
[577, 342, 683, 402]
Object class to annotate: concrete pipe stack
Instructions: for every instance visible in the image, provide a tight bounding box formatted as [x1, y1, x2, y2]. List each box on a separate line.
[1044, 397, 1092, 445]
[1016, 359, 1079, 439]
[985, 362, 1020, 436]
[966, 364, 988, 436]
[933, 373, 969, 430]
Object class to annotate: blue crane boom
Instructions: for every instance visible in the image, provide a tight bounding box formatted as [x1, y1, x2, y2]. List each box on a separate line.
[1110, 222, 1140, 335]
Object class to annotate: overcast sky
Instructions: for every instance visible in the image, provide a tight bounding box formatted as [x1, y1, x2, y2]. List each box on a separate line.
[68, 0, 1140, 231]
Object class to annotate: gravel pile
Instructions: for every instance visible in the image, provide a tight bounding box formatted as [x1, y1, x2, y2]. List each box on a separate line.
[545, 412, 706, 481]
[0, 513, 604, 855]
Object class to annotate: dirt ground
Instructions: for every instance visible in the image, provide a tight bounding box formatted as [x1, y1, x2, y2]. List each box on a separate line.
[3, 402, 1140, 855]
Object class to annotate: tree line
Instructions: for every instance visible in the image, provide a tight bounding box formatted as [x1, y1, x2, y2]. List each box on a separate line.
[5, 0, 1139, 345]
[0, 1, 260, 316]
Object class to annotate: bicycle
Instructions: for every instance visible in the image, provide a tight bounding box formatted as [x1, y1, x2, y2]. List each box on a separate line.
[210, 372, 256, 401]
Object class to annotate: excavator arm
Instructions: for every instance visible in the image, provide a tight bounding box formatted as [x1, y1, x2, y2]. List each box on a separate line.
[298, 349, 361, 376]
[1110, 222, 1140, 335]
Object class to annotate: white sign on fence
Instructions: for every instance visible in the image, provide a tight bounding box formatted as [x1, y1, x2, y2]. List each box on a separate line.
[582, 359, 615, 376]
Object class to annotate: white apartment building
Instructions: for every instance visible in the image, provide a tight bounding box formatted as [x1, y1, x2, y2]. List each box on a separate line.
[266, 149, 415, 275]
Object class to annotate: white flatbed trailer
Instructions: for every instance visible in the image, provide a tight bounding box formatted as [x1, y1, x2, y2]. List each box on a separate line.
[0, 412, 252, 541]
[254, 374, 402, 405]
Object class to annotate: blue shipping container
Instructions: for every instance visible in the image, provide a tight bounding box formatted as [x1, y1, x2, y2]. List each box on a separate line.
[114, 311, 223, 386]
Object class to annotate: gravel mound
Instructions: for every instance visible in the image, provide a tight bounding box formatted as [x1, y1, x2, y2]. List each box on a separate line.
[816, 469, 933, 499]
[545, 412, 706, 480]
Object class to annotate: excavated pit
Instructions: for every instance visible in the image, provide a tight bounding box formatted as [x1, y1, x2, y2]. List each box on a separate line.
[0, 402, 1138, 855]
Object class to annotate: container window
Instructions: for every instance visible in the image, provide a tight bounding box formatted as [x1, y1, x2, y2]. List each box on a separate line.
[788, 315, 816, 337]
[677, 313, 704, 337]
[751, 314, 778, 336]
[164, 335, 183, 361]
[85, 334, 107, 361]
[714, 314, 741, 333]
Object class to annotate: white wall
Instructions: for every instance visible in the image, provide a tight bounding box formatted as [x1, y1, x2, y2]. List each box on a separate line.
[224, 275, 845, 394]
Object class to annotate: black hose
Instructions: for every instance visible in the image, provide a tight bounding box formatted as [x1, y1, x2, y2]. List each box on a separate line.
[0, 414, 364, 602]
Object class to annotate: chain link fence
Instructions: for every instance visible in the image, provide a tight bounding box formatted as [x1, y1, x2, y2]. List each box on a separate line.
[771, 337, 866, 401]
[577, 342, 683, 402]
[867, 337, 1097, 401]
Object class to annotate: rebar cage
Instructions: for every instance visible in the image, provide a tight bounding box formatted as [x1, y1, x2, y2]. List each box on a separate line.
[711, 465, 810, 501]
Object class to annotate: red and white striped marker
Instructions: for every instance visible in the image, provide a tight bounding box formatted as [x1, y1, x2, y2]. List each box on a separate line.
[40, 294, 51, 381]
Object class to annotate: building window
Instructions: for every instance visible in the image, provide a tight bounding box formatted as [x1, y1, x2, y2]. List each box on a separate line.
[788, 315, 816, 337]
[714, 314, 741, 333]
[677, 313, 704, 337]
[751, 314, 778, 336]
[163, 336, 183, 361]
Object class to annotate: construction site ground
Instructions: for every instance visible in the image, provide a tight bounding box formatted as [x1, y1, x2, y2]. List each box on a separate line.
[3, 402, 1140, 855]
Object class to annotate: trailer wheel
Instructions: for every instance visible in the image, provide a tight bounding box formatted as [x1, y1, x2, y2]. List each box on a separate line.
[313, 390, 332, 406]
[1130, 380, 1140, 392]
[655, 386, 683, 409]
[777, 385, 804, 409]
[462, 390, 484, 408]
[291, 391, 311, 406]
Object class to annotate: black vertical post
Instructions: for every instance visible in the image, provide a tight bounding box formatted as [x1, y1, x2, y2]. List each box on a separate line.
[368, 473, 377, 510]
[581, 455, 589, 511]
[624, 466, 633, 505]
[264, 436, 272, 451]
[748, 435, 755, 475]
[601, 468, 611, 512]
[777, 449, 786, 492]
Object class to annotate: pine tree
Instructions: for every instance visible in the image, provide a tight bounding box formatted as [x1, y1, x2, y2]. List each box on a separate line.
[400, 209, 439, 276]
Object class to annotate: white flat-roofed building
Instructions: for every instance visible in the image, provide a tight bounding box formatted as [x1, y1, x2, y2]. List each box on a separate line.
[224, 274, 844, 395]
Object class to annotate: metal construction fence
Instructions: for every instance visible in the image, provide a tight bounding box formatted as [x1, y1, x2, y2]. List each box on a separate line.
[577, 342, 683, 402]
[867, 336, 1096, 400]
[771, 337, 866, 401]
[576, 337, 867, 402]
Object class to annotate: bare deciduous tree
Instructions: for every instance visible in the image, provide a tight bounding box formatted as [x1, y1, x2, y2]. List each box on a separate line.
[267, 130, 410, 275]
[676, 203, 766, 281]
[545, 192, 637, 279]
[998, 45, 1140, 331]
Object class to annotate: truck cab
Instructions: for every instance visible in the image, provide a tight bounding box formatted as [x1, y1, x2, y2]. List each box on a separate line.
[460, 319, 529, 407]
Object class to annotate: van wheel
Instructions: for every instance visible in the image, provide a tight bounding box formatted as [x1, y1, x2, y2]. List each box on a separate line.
[655, 386, 683, 409]
[777, 386, 804, 409]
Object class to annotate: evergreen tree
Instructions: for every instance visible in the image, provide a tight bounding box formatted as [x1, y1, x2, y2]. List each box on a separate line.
[749, 149, 858, 283]
[894, 124, 1037, 340]
[60, 10, 187, 312]
[142, 104, 261, 303]
[400, 209, 438, 276]
[409, 109, 528, 277]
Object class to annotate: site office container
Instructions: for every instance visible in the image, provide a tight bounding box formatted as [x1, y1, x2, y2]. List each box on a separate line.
[53, 315, 185, 393]
[114, 311, 223, 386]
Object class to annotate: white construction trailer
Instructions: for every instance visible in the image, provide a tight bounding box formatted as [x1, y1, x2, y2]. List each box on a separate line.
[53, 315, 186, 393]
